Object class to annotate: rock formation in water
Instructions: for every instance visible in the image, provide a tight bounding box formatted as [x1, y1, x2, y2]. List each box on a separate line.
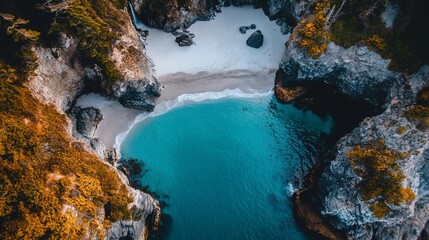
[274, 0, 429, 239]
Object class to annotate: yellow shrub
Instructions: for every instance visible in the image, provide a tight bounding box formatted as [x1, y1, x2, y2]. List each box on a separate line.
[362, 35, 386, 52]
[0, 60, 132, 239]
[297, 1, 331, 58]
[370, 202, 390, 218]
[348, 140, 414, 218]
[404, 105, 429, 130]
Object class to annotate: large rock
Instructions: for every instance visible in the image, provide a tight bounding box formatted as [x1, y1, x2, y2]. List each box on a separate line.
[278, 41, 398, 109]
[107, 188, 161, 240]
[318, 66, 429, 239]
[68, 106, 103, 139]
[263, 0, 315, 25]
[246, 30, 264, 48]
[74, 107, 103, 138]
[131, 0, 221, 32]
[175, 31, 195, 46]
[116, 81, 161, 111]
[29, 33, 85, 112]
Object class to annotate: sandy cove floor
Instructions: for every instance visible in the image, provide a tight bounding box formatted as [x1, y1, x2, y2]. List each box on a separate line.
[76, 6, 289, 149]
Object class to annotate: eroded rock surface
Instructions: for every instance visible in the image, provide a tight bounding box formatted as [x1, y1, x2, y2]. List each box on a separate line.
[278, 41, 398, 109]
[318, 66, 429, 239]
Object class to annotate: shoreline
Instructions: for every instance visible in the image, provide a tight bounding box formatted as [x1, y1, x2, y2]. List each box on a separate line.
[76, 69, 277, 149]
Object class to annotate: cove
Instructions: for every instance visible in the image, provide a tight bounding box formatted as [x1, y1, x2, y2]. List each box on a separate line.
[120, 95, 333, 240]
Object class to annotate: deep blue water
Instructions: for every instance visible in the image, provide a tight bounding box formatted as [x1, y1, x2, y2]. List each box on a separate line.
[120, 95, 332, 240]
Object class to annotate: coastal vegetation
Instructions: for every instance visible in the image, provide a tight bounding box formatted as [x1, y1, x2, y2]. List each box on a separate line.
[0, 59, 132, 239]
[296, 1, 331, 58]
[297, 0, 429, 73]
[0, 1, 134, 238]
[348, 140, 415, 218]
[42, 0, 128, 86]
[404, 86, 429, 130]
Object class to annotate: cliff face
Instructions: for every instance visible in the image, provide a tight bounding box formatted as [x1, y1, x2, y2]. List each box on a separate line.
[29, 7, 160, 113]
[28, 33, 85, 112]
[274, 0, 429, 238]
[131, 0, 221, 32]
[0, 1, 162, 239]
[131, 0, 312, 32]
[318, 66, 429, 239]
[278, 41, 398, 109]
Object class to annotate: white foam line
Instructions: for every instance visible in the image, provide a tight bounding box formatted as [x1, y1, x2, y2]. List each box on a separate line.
[113, 88, 273, 161]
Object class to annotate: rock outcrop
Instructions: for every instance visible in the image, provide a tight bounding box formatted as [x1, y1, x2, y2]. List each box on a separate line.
[29, 7, 160, 113]
[28, 33, 85, 112]
[318, 66, 429, 239]
[131, 0, 221, 32]
[277, 40, 398, 108]
[106, 10, 161, 111]
[130, 0, 309, 33]
[71, 107, 103, 138]
[272, 0, 429, 238]
[108, 182, 161, 240]
[26, 6, 162, 240]
[114, 80, 161, 111]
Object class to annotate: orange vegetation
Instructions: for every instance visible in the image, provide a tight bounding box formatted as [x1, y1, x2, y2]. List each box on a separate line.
[297, 1, 331, 58]
[348, 140, 415, 218]
[0, 60, 132, 239]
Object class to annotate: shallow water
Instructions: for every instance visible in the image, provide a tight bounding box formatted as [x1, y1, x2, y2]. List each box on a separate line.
[120, 96, 332, 240]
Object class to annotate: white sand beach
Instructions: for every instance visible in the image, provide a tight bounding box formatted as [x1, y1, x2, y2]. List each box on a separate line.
[146, 6, 288, 76]
[76, 6, 289, 149]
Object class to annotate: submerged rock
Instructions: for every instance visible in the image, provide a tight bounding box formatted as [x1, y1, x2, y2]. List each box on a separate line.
[246, 30, 264, 48]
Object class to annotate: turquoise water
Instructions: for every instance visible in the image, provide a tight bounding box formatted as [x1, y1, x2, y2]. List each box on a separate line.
[120, 95, 332, 240]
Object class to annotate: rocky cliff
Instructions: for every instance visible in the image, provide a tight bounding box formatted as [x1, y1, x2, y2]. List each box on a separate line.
[29, 5, 160, 113]
[130, 0, 312, 34]
[0, 0, 162, 239]
[318, 66, 429, 239]
[274, 0, 429, 239]
[128, 0, 429, 238]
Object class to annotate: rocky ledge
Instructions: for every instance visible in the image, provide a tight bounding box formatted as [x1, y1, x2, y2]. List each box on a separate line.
[277, 40, 398, 109]
[108, 175, 161, 240]
[29, 11, 161, 113]
[275, 5, 429, 237]
[316, 66, 429, 239]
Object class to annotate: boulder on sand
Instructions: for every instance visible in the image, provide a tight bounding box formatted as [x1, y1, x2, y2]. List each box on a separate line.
[246, 30, 263, 48]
